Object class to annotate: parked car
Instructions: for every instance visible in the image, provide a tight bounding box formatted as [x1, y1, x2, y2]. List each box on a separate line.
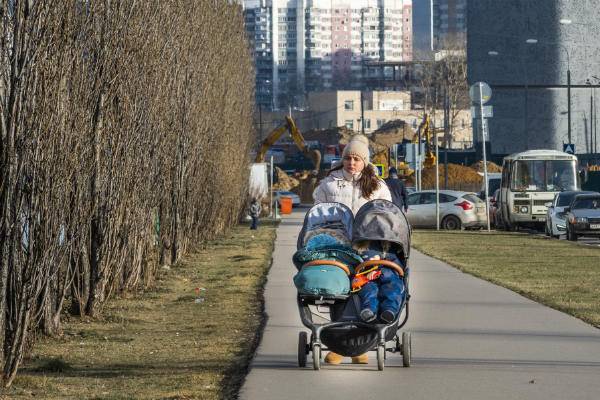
[564, 193, 600, 241]
[405, 190, 487, 230]
[274, 190, 301, 206]
[545, 191, 599, 238]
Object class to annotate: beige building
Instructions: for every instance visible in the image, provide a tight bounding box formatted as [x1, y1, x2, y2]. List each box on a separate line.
[307, 90, 411, 132]
[305, 90, 472, 148]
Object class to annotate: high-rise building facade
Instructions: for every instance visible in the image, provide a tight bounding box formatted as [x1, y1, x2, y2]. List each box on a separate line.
[468, 0, 600, 155]
[411, 0, 431, 55]
[243, 0, 412, 110]
[431, 0, 466, 49]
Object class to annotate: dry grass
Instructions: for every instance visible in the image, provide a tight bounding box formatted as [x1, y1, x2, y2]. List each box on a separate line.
[412, 230, 600, 328]
[0, 221, 277, 400]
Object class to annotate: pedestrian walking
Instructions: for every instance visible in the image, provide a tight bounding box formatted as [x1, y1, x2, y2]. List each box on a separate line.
[312, 134, 391, 365]
[249, 198, 261, 230]
[384, 167, 409, 213]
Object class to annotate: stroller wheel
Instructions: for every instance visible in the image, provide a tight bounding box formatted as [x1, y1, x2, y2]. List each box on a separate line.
[377, 345, 385, 371]
[298, 331, 308, 368]
[402, 332, 412, 367]
[312, 344, 321, 370]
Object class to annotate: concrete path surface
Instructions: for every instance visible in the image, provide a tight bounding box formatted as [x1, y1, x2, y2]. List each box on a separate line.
[240, 208, 600, 400]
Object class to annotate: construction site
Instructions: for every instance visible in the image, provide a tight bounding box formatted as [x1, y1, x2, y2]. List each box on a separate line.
[255, 114, 502, 204]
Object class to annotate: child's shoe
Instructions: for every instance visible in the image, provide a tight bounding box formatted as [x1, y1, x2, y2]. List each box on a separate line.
[324, 351, 344, 365]
[351, 353, 369, 364]
[380, 309, 396, 324]
[359, 308, 376, 323]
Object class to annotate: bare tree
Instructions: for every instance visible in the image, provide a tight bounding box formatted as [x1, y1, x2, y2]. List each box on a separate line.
[0, 0, 255, 386]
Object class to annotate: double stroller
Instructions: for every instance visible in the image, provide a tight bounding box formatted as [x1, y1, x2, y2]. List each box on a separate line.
[293, 199, 412, 370]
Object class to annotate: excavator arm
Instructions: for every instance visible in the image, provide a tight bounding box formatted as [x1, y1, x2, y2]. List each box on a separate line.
[413, 114, 437, 168]
[255, 116, 321, 172]
[255, 123, 289, 163]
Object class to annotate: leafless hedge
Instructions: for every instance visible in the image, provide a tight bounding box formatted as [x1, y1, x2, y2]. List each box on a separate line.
[0, 1, 254, 386]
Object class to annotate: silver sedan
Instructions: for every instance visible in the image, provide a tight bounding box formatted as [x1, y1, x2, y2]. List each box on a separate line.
[406, 190, 487, 230]
[545, 190, 599, 238]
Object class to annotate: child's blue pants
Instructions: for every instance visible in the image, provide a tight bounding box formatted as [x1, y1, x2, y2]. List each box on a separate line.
[358, 267, 405, 315]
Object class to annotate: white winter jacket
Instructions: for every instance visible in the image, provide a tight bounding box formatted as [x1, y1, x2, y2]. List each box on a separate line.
[313, 168, 392, 215]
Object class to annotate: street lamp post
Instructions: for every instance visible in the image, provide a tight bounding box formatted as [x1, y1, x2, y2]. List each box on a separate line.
[560, 19, 573, 144]
[567, 61, 571, 144]
[527, 37, 572, 145]
[586, 79, 594, 153]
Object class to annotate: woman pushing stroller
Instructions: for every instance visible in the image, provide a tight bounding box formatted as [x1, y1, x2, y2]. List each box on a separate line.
[312, 134, 394, 365]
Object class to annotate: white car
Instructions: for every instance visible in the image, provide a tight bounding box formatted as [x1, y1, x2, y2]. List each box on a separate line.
[406, 190, 487, 230]
[274, 190, 301, 206]
[545, 191, 599, 238]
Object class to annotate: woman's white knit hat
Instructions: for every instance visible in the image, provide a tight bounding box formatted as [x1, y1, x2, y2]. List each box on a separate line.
[342, 134, 370, 163]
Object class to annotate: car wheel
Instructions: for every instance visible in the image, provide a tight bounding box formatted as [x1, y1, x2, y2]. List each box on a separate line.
[544, 221, 550, 236]
[442, 215, 461, 230]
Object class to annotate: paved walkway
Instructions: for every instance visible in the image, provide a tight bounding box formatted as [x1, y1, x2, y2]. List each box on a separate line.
[240, 208, 600, 400]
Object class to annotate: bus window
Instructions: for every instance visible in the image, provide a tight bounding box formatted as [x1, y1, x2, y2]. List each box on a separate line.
[511, 160, 577, 191]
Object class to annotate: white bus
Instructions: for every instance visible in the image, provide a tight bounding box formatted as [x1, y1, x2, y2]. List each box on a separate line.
[496, 150, 579, 230]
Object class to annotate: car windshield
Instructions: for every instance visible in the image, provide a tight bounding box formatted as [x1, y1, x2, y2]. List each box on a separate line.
[557, 193, 576, 207]
[572, 197, 600, 210]
[511, 160, 577, 192]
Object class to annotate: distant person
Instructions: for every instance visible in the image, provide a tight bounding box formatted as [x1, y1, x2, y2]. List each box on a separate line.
[384, 167, 409, 213]
[249, 198, 261, 230]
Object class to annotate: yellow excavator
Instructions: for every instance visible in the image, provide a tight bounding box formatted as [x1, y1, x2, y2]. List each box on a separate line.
[371, 115, 438, 178]
[255, 116, 321, 173]
[413, 114, 437, 168]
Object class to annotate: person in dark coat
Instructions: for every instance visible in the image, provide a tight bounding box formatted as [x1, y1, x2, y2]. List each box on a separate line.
[249, 198, 261, 230]
[384, 167, 408, 213]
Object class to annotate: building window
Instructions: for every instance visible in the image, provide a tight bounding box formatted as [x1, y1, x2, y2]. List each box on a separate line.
[345, 120, 354, 129]
[364, 119, 371, 129]
[377, 119, 386, 128]
[344, 100, 354, 110]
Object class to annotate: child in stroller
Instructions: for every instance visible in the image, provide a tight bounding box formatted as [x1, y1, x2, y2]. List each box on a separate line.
[352, 240, 407, 324]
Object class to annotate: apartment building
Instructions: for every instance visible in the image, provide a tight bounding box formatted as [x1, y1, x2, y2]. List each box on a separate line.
[307, 90, 411, 133]
[243, 0, 412, 110]
[431, 0, 466, 49]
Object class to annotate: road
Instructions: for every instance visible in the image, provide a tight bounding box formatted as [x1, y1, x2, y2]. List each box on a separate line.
[240, 208, 600, 400]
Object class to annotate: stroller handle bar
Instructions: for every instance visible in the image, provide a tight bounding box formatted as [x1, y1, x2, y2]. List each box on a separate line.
[302, 260, 351, 275]
[355, 260, 405, 277]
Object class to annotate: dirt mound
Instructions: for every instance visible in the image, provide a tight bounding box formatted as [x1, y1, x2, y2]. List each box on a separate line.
[370, 119, 415, 153]
[301, 120, 414, 153]
[272, 167, 300, 191]
[417, 163, 483, 190]
[302, 126, 356, 146]
[471, 161, 502, 173]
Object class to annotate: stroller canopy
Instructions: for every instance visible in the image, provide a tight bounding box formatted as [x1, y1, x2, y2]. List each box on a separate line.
[352, 199, 411, 258]
[297, 202, 354, 250]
